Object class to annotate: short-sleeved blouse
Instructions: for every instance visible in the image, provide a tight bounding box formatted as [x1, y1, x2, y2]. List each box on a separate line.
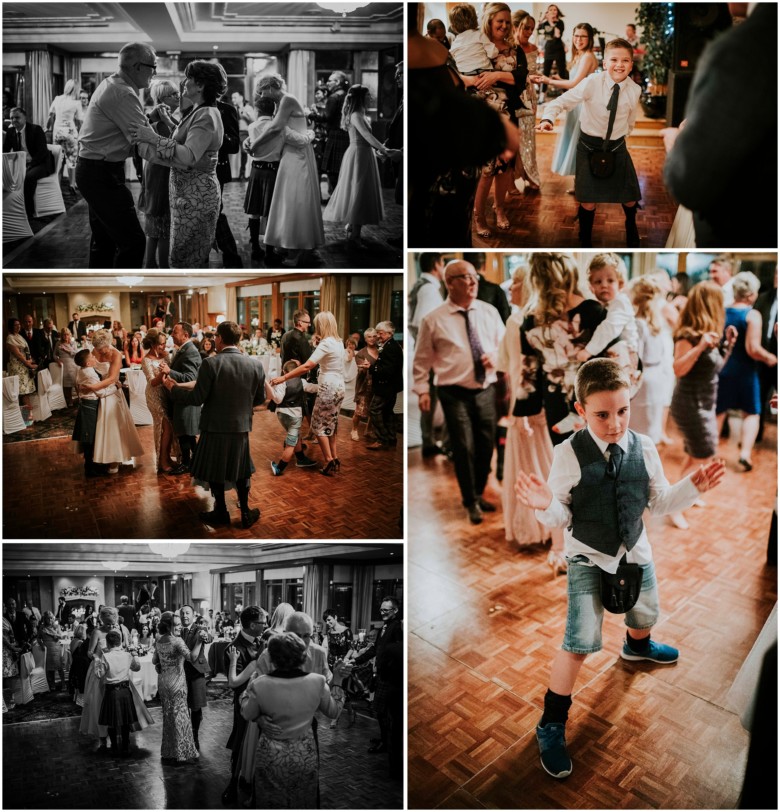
[308, 336, 346, 377]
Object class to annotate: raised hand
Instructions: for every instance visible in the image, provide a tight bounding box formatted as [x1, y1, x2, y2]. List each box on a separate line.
[515, 471, 553, 510]
[690, 459, 726, 493]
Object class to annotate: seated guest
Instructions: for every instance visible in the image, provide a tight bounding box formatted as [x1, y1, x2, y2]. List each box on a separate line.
[3, 106, 55, 220]
[267, 319, 284, 345]
[138, 624, 153, 647]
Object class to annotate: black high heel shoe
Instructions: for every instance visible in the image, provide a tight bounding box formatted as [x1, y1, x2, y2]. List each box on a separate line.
[333, 458, 341, 472]
[320, 460, 336, 476]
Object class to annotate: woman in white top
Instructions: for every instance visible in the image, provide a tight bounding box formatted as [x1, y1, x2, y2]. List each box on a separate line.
[47, 79, 83, 190]
[270, 311, 345, 475]
[240, 633, 346, 810]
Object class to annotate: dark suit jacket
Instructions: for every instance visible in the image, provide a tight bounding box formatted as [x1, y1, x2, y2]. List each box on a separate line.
[371, 337, 404, 397]
[309, 89, 345, 131]
[117, 604, 136, 630]
[149, 586, 160, 607]
[167, 341, 202, 435]
[54, 603, 69, 626]
[4, 611, 33, 645]
[135, 588, 151, 612]
[216, 100, 240, 187]
[164, 301, 177, 331]
[477, 275, 511, 324]
[3, 123, 54, 173]
[225, 630, 260, 703]
[68, 320, 87, 340]
[281, 328, 312, 366]
[30, 328, 58, 367]
[182, 624, 212, 677]
[386, 103, 402, 150]
[754, 288, 778, 354]
[171, 347, 265, 433]
[354, 616, 403, 685]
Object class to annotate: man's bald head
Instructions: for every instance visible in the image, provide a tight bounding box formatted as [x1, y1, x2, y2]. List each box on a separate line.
[284, 611, 314, 648]
[445, 260, 479, 307]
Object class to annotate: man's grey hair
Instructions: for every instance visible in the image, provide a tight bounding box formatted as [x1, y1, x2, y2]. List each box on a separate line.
[284, 611, 314, 634]
[375, 321, 395, 333]
[119, 42, 155, 70]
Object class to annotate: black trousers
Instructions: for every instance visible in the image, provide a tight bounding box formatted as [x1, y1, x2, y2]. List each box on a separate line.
[543, 49, 569, 80]
[215, 175, 242, 267]
[23, 163, 51, 218]
[369, 390, 398, 447]
[76, 157, 144, 268]
[437, 384, 497, 506]
[420, 369, 439, 449]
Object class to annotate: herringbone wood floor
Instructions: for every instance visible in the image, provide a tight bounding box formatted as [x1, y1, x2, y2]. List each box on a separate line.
[407, 418, 777, 809]
[2, 409, 402, 539]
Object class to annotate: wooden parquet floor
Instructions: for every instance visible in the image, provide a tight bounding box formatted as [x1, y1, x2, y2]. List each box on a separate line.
[472, 134, 678, 249]
[407, 419, 777, 809]
[2, 409, 402, 539]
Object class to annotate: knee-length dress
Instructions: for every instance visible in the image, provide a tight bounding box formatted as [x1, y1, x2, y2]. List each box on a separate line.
[5, 333, 36, 395]
[716, 306, 761, 415]
[39, 626, 63, 670]
[49, 96, 82, 172]
[629, 319, 669, 443]
[323, 120, 385, 226]
[142, 355, 181, 471]
[671, 339, 727, 458]
[515, 45, 541, 187]
[308, 337, 346, 436]
[353, 348, 378, 418]
[55, 341, 78, 389]
[153, 636, 198, 762]
[141, 117, 175, 239]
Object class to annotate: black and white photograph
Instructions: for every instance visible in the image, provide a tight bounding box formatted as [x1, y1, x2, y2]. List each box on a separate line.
[2, 2, 403, 269]
[2, 541, 404, 810]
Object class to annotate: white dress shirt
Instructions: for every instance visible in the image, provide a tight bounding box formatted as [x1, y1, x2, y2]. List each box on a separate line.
[585, 292, 639, 356]
[535, 426, 700, 574]
[543, 72, 641, 141]
[103, 648, 141, 683]
[412, 297, 506, 394]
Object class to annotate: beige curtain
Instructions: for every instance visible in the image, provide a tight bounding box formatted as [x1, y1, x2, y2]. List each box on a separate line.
[320, 275, 350, 336]
[211, 573, 222, 612]
[370, 276, 394, 329]
[63, 56, 82, 92]
[303, 563, 330, 620]
[352, 565, 374, 630]
[226, 285, 238, 323]
[26, 50, 52, 130]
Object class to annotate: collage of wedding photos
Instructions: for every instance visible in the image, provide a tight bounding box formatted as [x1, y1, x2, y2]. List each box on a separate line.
[2, 1, 778, 811]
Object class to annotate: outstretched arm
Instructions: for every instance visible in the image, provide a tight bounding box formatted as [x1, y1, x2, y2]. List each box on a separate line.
[349, 113, 387, 153]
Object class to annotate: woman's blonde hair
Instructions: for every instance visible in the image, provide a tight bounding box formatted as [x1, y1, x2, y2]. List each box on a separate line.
[674, 281, 725, 341]
[313, 311, 341, 341]
[63, 79, 78, 99]
[731, 271, 761, 302]
[628, 276, 664, 336]
[60, 327, 72, 341]
[99, 606, 118, 626]
[91, 329, 112, 350]
[511, 265, 532, 314]
[149, 78, 179, 105]
[254, 73, 286, 108]
[481, 2, 515, 46]
[528, 253, 583, 325]
[511, 8, 533, 30]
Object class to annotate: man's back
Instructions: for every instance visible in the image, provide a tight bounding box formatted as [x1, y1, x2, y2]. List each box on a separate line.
[198, 350, 266, 433]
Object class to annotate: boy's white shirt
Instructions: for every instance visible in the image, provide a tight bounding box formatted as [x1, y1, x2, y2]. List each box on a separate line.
[535, 425, 700, 574]
[265, 379, 319, 417]
[585, 292, 639, 356]
[76, 366, 115, 400]
[450, 28, 499, 73]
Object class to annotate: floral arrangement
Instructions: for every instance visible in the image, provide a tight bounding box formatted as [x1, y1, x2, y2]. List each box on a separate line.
[77, 302, 114, 313]
[60, 586, 99, 598]
[127, 644, 149, 657]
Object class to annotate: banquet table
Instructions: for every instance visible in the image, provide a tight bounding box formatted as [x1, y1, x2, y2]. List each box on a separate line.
[132, 653, 158, 701]
[256, 354, 281, 379]
[3, 152, 33, 243]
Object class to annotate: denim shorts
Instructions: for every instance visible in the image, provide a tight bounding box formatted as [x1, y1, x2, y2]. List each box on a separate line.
[276, 411, 302, 447]
[562, 555, 660, 654]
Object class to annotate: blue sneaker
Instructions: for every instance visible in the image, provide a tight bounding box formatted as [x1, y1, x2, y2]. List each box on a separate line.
[620, 639, 679, 664]
[270, 462, 283, 477]
[536, 723, 572, 778]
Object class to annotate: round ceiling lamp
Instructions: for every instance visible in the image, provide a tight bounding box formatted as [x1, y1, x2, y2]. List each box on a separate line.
[148, 542, 191, 558]
[315, 2, 369, 15]
[116, 275, 144, 287]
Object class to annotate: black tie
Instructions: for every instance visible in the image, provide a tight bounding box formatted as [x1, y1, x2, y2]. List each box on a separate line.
[460, 310, 486, 384]
[605, 83, 620, 141]
[606, 443, 623, 479]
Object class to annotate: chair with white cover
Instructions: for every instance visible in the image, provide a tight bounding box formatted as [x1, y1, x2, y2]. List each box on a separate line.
[2, 375, 26, 434]
[126, 368, 153, 425]
[29, 641, 49, 695]
[29, 368, 53, 422]
[12, 651, 34, 706]
[47, 362, 68, 411]
[2, 152, 33, 243]
[33, 144, 66, 218]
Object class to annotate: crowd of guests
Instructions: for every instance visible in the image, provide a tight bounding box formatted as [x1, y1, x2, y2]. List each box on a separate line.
[3, 592, 403, 806]
[409, 1, 775, 249]
[4, 42, 403, 268]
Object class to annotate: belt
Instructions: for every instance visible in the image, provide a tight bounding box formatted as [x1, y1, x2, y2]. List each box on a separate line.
[77, 156, 126, 166]
[105, 680, 130, 689]
[252, 160, 279, 170]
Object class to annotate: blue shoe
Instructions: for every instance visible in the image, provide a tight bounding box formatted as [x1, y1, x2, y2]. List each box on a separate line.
[620, 639, 679, 664]
[270, 462, 283, 477]
[536, 723, 572, 778]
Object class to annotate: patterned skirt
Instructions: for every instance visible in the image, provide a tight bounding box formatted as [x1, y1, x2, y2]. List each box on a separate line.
[169, 168, 220, 269]
[321, 129, 350, 175]
[53, 124, 79, 171]
[255, 731, 319, 810]
[311, 376, 345, 436]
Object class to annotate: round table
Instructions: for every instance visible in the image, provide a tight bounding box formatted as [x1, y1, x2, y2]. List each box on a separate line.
[132, 653, 159, 701]
[255, 354, 281, 379]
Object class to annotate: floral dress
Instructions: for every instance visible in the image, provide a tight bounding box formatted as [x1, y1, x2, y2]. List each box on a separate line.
[49, 96, 82, 171]
[5, 334, 36, 395]
[353, 347, 378, 418]
[325, 626, 353, 670]
[515, 45, 541, 187]
[142, 355, 181, 471]
[153, 636, 198, 762]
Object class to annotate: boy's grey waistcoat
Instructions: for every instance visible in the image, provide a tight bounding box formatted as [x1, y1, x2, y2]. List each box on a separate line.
[569, 429, 649, 557]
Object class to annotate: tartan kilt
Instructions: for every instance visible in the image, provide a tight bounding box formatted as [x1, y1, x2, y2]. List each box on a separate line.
[575, 133, 641, 204]
[322, 129, 350, 175]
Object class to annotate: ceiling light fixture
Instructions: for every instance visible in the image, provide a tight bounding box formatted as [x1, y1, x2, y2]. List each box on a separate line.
[116, 275, 144, 287]
[315, 2, 369, 16]
[149, 542, 191, 558]
[102, 560, 129, 571]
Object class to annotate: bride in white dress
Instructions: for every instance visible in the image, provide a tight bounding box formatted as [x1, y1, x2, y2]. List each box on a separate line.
[83, 330, 145, 474]
[246, 74, 324, 267]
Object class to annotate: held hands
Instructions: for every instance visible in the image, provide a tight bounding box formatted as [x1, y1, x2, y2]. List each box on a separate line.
[575, 348, 591, 363]
[158, 361, 170, 375]
[418, 393, 431, 413]
[724, 325, 738, 346]
[162, 374, 175, 391]
[690, 459, 726, 493]
[270, 376, 285, 386]
[515, 471, 553, 510]
[128, 122, 157, 145]
[332, 659, 353, 683]
[536, 119, 554, 132]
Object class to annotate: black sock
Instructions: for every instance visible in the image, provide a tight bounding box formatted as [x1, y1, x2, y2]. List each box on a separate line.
[210, 483, 227, 514]
[626, 632, 650, 652]
[277, 460, 288, 472]
[236, 480, 250, 512]
[540, 688, 572, 727]
[294, 449, 306, 460]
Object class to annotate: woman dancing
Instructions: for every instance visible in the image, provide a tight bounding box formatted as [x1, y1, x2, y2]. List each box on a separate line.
[141, 328, 180, 474]
[47, 79, 83, 191]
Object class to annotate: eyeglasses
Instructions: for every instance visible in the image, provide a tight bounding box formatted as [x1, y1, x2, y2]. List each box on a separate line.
[449, 274, 479, 282]
[137, 62, 157, 73]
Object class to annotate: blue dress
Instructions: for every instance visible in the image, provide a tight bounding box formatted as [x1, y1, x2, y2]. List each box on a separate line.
[717, 306, 761, 414]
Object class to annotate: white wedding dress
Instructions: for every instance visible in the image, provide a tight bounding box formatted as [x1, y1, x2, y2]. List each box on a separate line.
[93, 360, 145, 465]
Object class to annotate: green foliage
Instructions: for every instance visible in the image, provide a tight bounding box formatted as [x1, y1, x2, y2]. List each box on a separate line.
[636, 2, 674, 86]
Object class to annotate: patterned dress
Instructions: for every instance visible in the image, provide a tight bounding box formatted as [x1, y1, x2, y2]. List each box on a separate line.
[153, 636, 198, 762]
[142, 355, 181, 472]
[308, 337, 345, 436]
[353, 347, 378, 418]
[515, 44, 541, 187]
[475, 45, 521, 177]
[325, 626, 353, 670]
[5, 334, 36, 395]
[49, 96, 82, 172]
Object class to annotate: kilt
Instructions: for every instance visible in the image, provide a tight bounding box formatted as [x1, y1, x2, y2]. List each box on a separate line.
[574, 133, 641, 204]
[322, 129, 350, 175]
[98, 682, 139, 728]
[72, 400, 99, 444]
[190, 431, 255, 487]
[244, 161, 279, 218]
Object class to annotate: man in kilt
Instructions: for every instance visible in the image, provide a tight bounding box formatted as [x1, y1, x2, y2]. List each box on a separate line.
[164, 320, 265, 529]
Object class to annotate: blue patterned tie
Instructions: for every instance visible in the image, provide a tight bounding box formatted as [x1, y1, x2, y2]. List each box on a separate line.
[606, 443, 623, 479]
[460, 310, 486, 384]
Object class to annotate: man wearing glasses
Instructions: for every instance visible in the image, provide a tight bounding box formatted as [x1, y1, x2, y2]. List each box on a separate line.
[412, 259, 506, 525]
[281, 309, 313, 366]
[77, 41, 157, 268]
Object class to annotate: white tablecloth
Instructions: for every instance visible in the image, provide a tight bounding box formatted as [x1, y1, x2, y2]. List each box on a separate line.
[132, 653, 158, 701]
[123, 367, 153, 425]
[256, 354, 281, 379]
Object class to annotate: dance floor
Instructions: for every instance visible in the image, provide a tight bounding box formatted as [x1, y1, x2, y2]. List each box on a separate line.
[2, 180, 403, 270]
[2, 692, 402, 809]
[407, 418, 777, 808]
[2, 408, 403, 539]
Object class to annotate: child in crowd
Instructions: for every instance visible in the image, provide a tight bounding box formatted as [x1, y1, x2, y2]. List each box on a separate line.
[516, 358, 725, 779]
[576, 254, 640, 386]
[265, 360, 320, 476]
[98, 630, 141, 755]
[71, 348, 114, 477]
[538, 38, 642, 247]
[448, 3, 499, 80]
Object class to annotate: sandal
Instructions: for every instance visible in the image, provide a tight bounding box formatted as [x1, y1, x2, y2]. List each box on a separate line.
[495, 210, 511, 230]
[473, 211, 491, 238]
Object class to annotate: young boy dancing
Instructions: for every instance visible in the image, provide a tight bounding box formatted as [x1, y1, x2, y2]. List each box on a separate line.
[516, 358, 725, 778]
[538, 38, 642, 247]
